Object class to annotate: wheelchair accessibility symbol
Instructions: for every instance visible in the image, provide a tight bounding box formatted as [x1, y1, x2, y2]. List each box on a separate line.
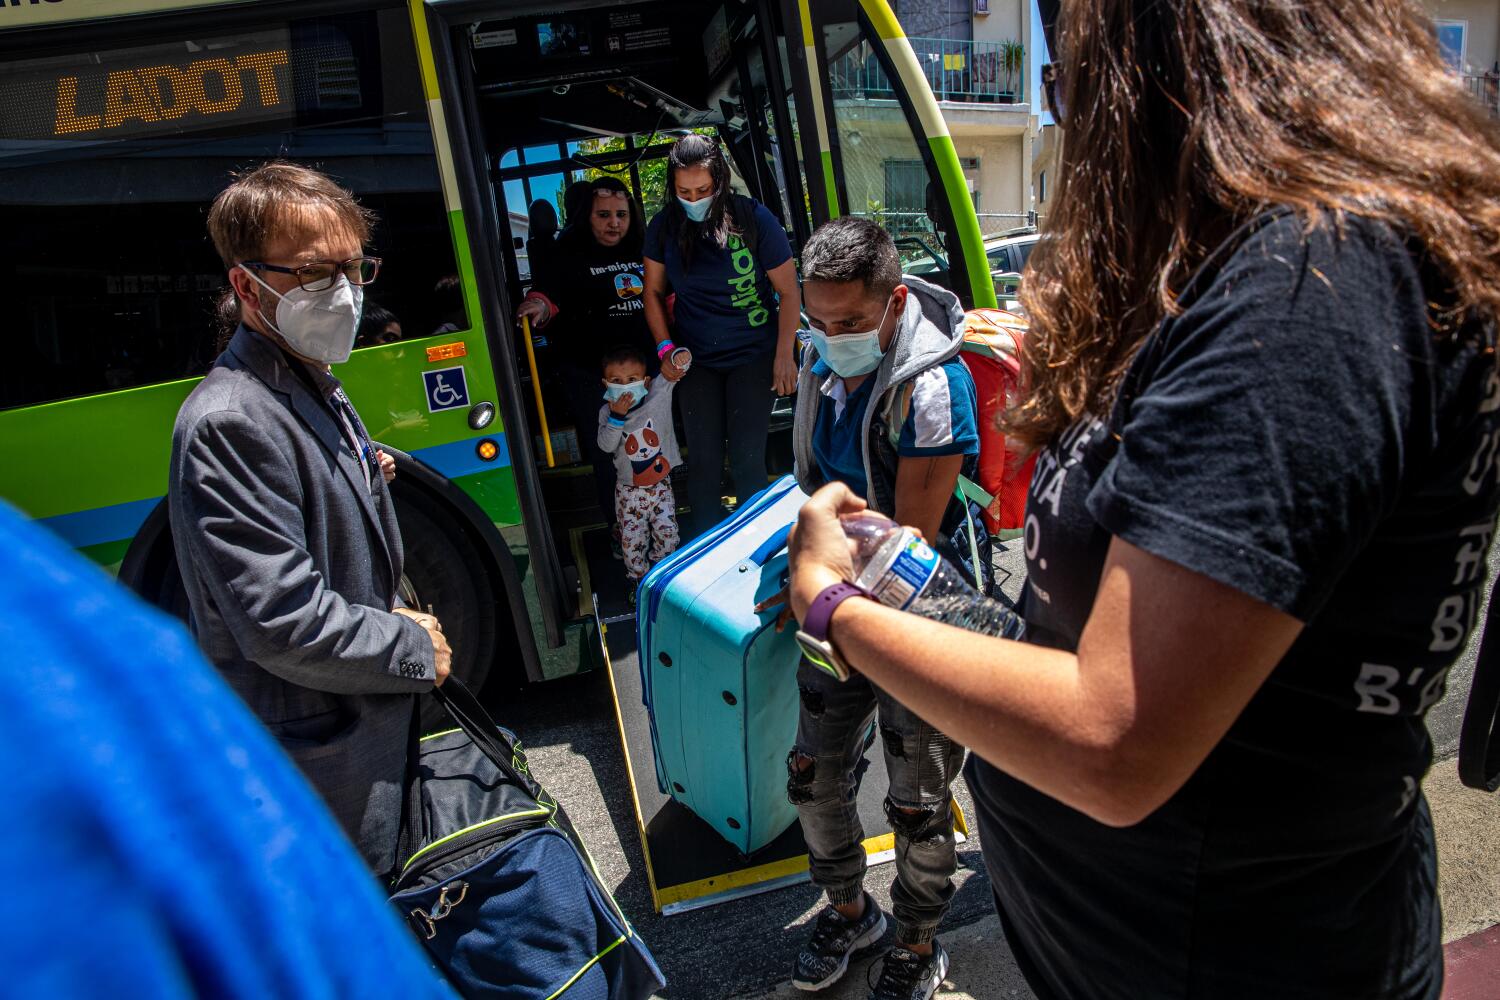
[423, 366, 470, 413]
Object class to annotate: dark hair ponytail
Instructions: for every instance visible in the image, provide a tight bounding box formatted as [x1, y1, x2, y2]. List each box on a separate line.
[663, 133, 747, 267]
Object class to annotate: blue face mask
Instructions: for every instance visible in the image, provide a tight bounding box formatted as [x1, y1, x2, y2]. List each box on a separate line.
[603, 379, 648, 405]
[678, 194, 713, 223]
[809, 296, 893, 377]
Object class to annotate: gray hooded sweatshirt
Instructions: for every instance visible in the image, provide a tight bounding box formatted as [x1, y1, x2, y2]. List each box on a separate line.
[791, 274, 969, 521]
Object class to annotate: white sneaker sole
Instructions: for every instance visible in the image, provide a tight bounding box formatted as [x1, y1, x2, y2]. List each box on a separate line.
[793, 912, 888, 992]
[918, 946, 951, 1000]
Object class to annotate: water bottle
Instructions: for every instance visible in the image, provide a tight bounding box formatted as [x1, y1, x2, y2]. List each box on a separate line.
[842, 512, 1024, 639]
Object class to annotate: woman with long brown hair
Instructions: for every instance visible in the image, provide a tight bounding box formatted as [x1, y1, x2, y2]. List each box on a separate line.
[784, 1, 1500, 997]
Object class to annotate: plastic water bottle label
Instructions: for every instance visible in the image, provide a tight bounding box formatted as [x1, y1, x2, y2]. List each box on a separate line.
[868, 533, 940, 611]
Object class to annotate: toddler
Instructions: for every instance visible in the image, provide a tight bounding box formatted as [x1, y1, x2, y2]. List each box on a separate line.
[596, 344, 686, 590]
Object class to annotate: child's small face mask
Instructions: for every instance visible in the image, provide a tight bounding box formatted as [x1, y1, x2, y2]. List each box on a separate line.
[603, 362, 650, 404]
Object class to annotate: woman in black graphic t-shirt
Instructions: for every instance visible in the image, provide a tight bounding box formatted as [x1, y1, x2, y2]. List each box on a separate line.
[518, 177, 654, 535]
[784, 2, 1500, 998]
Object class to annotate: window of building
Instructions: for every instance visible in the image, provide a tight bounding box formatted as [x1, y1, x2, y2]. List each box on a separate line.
[1434, 20, 1468, 74]
[883, 158, 929, 216]
[1038, 169, 1047, 204]
[0, 8, 461, 411]
[895, 0, 973, 41]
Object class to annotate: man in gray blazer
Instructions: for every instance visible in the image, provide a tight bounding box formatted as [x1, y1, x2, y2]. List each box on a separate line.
[169, 163, 452, 878]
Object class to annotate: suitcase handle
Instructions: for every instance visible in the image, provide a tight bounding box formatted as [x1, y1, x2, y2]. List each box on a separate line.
[748, 524, 793, 567]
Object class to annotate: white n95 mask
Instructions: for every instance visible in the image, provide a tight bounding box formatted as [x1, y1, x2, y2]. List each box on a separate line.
[239, 265, 364, 365]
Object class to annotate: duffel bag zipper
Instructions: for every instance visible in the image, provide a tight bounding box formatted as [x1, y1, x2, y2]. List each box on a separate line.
[395, 806, 552, 891]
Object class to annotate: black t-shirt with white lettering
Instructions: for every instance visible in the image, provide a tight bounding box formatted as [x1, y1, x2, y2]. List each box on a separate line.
[532, 235, 653, 369]
[965, 210, 1500, 1000]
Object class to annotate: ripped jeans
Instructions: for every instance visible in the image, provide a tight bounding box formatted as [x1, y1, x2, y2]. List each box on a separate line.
[788, 658, 964, 945]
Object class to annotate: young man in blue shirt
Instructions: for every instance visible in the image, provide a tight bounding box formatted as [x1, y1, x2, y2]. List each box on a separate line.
[781, 217, 982, 1000]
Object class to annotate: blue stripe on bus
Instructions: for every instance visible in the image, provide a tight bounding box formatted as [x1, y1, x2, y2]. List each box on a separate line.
[37, 496, 159, 551]
[32, 436, 511, 551]
[408, 434, 511, 480]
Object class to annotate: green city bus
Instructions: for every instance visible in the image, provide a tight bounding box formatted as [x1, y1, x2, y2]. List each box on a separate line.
[0, 0, 999, 699]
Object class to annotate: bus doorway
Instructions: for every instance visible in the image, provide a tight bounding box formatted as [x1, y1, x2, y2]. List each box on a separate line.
[420, 0, 974, 912]
[442, 0, 813, 630]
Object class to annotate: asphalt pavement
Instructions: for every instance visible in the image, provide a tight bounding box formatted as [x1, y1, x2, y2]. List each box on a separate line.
[498, 537, 1500, 999]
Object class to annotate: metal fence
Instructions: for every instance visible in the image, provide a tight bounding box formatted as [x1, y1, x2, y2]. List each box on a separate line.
[976, 212, 1038, 236]
[831, 37, 1026, 105]
[1464, 74, 1500, 118]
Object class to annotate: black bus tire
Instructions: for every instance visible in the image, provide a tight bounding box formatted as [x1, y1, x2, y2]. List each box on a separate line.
[393, 492, 498, 732]
[136, 493, 500, 732]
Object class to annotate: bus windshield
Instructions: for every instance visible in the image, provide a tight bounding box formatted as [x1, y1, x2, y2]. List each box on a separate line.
[0, 9, 461, 411]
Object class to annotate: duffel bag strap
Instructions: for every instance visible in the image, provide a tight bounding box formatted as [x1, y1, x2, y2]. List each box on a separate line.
[432, 678, 539, 797]
[390, 699, 424, 887]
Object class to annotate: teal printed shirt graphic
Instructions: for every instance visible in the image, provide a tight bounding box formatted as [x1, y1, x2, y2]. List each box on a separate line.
[644, 195, 793, 367]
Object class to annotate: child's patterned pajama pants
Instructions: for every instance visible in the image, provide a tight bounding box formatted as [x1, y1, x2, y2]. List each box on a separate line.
[615, 480, 680, 580]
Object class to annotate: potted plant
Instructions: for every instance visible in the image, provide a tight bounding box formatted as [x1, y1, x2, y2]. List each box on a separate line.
[999, 40, 1024, 102]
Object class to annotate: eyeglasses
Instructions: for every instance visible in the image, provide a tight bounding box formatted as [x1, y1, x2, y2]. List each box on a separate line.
[242, 256, 382, 292]
[1041, 62, 1066, 124]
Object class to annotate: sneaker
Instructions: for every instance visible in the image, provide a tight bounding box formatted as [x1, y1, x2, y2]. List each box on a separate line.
[793, 893, 887, 991]
[867, 940, 949, 1000]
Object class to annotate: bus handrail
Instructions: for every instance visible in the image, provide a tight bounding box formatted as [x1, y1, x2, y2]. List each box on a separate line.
[519, 315, 555, 468]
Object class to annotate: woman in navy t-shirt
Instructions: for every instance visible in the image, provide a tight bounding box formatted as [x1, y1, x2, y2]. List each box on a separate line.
[782, 2, 1500, 998]
[643, 134, 799, 537]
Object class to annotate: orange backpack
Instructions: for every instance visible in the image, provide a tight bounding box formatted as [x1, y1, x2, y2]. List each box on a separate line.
[881, 308, 1037, 535]
[957, 308, 1036, 534]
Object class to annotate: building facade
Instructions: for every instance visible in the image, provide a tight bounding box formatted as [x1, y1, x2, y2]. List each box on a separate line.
[840, 0, 1038, 238]
[1023, 1, 1499, 230]
[1427, 0, 1500, 113]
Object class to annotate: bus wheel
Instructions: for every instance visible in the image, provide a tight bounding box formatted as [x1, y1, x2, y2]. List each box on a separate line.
[394, 492, 499, 731]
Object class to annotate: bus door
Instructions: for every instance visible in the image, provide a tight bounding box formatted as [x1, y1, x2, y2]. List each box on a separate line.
[418, 0, 814, 633]
[776, 0, 997, 308]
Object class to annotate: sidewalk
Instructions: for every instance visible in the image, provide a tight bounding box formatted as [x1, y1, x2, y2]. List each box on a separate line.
[746, 759, 1500, 1000]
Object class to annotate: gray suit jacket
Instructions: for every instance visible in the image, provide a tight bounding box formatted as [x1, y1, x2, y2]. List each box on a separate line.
[169, 325, 435, 876]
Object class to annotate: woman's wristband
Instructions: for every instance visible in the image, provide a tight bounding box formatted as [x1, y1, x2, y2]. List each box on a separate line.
[656, 340, 675, 361]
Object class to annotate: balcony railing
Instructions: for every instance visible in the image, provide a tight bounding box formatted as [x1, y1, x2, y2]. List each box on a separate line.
[1463, 73, 1499, 118]
[831, 37, 1026, 106]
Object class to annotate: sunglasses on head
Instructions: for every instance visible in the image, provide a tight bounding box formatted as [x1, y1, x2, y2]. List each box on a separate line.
[1041, 62, 1067, 124]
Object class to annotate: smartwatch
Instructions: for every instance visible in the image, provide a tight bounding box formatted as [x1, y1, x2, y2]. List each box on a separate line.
[794, 582, 869, 682]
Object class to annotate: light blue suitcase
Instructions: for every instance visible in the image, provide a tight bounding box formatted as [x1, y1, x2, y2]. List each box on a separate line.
[636, 476, 809, 854]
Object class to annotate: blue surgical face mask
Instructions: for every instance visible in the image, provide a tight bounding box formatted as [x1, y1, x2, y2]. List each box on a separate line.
[678, 194, 713, 223]
[809, 296, 893, 377]
[603, 379, 648, 405]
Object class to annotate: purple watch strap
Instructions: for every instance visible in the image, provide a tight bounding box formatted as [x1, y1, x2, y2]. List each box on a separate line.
[801, 582, 867, 641]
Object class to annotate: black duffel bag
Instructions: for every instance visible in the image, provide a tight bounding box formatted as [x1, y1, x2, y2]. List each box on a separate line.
[388, 679, 664, 1000]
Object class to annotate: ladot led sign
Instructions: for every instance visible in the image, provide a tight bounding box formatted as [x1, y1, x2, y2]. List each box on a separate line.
[53, 49, 289, 134]
[0, 29, 320, 142]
